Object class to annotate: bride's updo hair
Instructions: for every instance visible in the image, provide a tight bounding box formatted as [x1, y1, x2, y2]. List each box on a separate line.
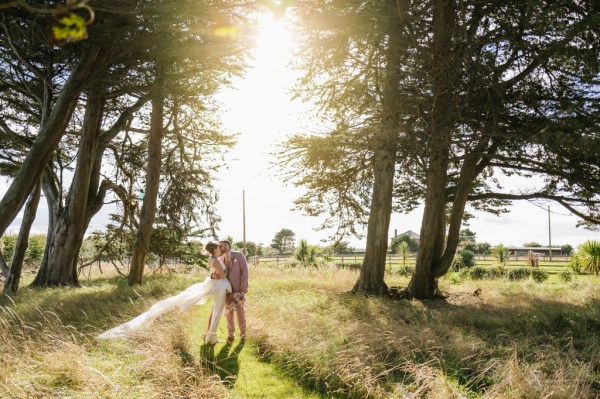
[205, 241, 219, 256]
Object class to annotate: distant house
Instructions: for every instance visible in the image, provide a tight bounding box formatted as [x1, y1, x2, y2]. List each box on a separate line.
[508, 246, 563, 256]
[392, 229, 420, 242]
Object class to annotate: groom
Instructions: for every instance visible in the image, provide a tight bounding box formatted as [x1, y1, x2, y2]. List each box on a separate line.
[218, 240, 249, 341]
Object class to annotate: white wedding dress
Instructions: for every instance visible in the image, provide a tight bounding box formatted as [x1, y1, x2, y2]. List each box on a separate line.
[97, 258, 232, 340]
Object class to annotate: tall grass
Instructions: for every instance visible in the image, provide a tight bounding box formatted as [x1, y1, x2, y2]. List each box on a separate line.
[246, 266, 600, 398]
[2, 266, 599, 398]
[0, 273, 226, 398]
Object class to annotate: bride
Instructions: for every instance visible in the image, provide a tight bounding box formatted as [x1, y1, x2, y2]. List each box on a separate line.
[97, 241, 232, 343]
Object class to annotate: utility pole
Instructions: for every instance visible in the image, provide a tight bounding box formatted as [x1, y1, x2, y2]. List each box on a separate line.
[243, 190, 246, 256]
[548, 205, 552, 261]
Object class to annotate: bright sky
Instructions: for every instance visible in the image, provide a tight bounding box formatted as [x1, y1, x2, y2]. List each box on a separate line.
[1, 15, 598, 250]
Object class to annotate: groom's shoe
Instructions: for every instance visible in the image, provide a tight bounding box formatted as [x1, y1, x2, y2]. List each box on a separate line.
[226, 336, 235, 343]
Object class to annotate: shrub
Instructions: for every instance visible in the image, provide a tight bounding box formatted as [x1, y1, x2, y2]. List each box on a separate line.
[488, 266, 506, 279]
[491, 244, 511, 265]
[507, 267, 531, 281]
[466, 266, 490, 280]
[451, 253, 464, 272]
[451, 249, 476, 271]
[459, 249, 476, 268]
[397, 265, 415, 277]
[575, 240, 600, 275]
[558, 270, 573, 282]
[530, 269, 549, 283]
[568, 256, 584, 274]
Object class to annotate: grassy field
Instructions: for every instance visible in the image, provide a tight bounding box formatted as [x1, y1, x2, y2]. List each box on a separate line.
[1, 265, 599, 398]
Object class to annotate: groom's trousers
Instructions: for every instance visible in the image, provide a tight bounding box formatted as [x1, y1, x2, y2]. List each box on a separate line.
[205, 292, 227, 341]
[226, 301, 246, 338]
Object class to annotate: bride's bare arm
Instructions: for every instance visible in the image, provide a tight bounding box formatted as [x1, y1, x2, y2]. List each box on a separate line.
[210, 258, 226, 279]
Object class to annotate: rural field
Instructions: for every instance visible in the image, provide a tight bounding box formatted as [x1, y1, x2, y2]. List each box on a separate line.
[1, 263, 599, 398]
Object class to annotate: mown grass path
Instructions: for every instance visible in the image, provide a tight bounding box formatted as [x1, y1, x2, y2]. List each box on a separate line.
[188, 305, 325, 399]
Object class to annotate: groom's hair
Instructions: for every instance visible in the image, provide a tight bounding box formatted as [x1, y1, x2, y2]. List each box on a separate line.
[219, 240, 232, 249]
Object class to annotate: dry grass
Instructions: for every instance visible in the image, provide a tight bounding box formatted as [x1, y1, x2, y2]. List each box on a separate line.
[0, 273, 227, 399]
[1, 265, 599, 398]
[245, 266, 600, 398]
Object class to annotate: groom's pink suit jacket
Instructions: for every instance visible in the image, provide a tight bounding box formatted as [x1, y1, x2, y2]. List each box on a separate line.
[221, 250, 248, 294]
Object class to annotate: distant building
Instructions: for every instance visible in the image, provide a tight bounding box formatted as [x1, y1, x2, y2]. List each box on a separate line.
[392, 229, 420, 242]
[508, 246, 563, 256]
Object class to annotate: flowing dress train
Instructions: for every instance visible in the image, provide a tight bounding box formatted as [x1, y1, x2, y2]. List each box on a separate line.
[97, 259, 232, 339]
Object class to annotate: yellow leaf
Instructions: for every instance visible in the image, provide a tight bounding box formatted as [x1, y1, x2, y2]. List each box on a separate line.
[49, 11, 88, 46]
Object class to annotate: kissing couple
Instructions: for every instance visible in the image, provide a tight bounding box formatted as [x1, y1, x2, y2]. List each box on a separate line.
[97, 240, 249, 343]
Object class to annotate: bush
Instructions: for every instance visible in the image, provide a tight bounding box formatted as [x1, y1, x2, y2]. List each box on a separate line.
[558, 270, 573, 282]
[396, 265, 415, 277]
[568, 256, 584, 274]
[507, 267, 531, 281]
[451, 249, 476, 272]
[468, 266, 491, 280]
[451, 253, 464, 272]
[459, 249, 476, 267]
[530, 269, 549, 283]
[488, 266, 506, 279]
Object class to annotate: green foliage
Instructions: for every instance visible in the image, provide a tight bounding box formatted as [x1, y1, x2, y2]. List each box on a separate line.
[0, 235, 17, 262]
[459, 249, 475, 268]
[335, 263, 361, 270]
[234, 241, 258, 257]
[523, 242, 542, 247]
[390, 234, 419, 254]
[560, 244, 574, 256]
[459, 228, 476, 243]
[507, 268, 531, 281]
[271, 229, 295, 255]
[396, 265, 415, 277]
[568, 256, 585, 275]
[461, 266, 490, 280]
[488, 266, 507, 279]
[531, 269, 549, 283]
[475, 242, 492, 255]
[558, 270, 573, 282]
[295, 239, 318, 266]
[459, 240, 477, 252]
[396, 241, 412, 266]
[491, 244, 511, 265]
[330, 241, 354, 254]
[26, 235, 46, 263]
[451, 249, 475, 272]
[576, 240, 600, 275]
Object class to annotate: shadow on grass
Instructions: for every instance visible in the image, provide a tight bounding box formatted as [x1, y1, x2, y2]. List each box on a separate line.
[328, 289, 600, 395]
[199, 340, 245, 387]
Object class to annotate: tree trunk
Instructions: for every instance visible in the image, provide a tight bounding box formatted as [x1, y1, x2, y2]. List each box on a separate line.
[0, 250, 9, 278]
[31, 85, 105, 287]
[352, 147, 396, 295]
[129, 84, 165, 286]
[352, 6, 403, 295]
[0, 46, 100, 237]
[408, 0, 456, 299]
[36, 166, 62, 279]
[4, 181, 41, 295]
